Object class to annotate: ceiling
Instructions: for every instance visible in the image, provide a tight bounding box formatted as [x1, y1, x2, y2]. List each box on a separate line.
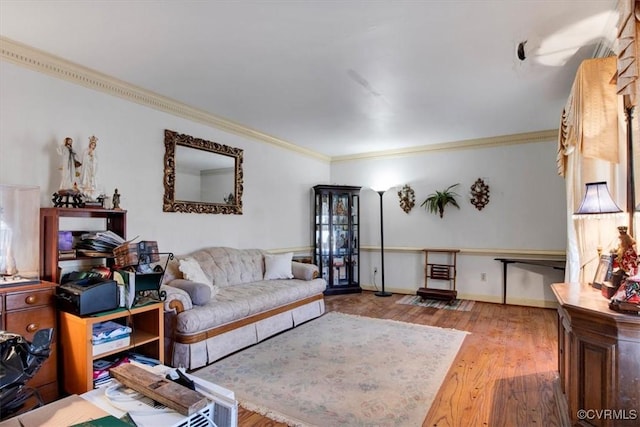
[0, 0, 619, 158]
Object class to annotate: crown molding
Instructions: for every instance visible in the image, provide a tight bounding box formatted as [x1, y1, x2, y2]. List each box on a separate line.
[0, 36, 330, 163]
[331, 129, 559, 162]
[1, 36, 557, 164]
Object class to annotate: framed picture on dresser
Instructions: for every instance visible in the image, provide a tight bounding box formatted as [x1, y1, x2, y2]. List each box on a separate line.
[592, 253, 613, 289]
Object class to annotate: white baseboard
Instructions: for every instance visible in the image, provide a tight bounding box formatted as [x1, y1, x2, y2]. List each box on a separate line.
[359, 285, 557, 308]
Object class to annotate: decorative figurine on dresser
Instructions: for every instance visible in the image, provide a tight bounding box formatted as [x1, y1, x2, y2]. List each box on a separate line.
[112, 188, 121, 210]
[614, 226, 638, 276]
[609, 226, 640, 312]
[313, 185, 362, 295]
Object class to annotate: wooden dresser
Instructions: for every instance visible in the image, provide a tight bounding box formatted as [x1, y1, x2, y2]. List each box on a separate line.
[0, 281, 58, 403]
[551, 282, 640, 427]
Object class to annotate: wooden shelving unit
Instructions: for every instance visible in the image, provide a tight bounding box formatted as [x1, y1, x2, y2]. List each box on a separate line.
[57, 302, 164, 395]
[39, 207, 127, 283]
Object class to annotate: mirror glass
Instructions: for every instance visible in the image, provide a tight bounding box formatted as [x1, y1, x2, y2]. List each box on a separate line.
[163, 130, 243, 214]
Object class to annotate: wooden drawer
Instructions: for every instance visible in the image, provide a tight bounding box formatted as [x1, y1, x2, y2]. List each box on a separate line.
[5, 304, 56, 341]
[37, 380, 59, 404]
[5, 288, 54, 310]
[0, 281, 59, 403]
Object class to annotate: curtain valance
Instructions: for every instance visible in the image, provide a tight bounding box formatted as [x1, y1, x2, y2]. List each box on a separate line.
[617, 0, 640, 107]
[557, 57, 619, 177]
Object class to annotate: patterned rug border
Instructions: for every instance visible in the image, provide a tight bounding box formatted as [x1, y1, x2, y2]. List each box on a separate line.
[326, 311, 472, 333]
[395, 294, 475, 311]
[196, 312, 469, 427]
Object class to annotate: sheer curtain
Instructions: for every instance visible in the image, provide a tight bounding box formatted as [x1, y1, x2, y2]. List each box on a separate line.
[559, 57, 624, 283]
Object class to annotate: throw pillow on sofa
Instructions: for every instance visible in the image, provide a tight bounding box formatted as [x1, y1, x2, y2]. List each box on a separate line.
[178, 257, 219, 297]
[264, 252, 294, 279]
[292, 261, 319, 280]
[169, 279, 212, 305]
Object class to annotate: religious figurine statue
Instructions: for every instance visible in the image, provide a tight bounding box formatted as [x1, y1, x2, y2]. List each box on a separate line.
[611, 227, 640, 305]
[614, 226, 638, 276]
[112, 188, 121, 210]
[80, 135, 99, 200]
[56, 137, 81, 190]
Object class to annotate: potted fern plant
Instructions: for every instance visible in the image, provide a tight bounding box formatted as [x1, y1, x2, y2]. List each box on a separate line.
[421, 184, 460, 218]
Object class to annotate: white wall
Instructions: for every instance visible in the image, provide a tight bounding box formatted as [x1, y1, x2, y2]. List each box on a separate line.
[0, 58, 567, 306]
[330, 141, 567, 306]
[0, 61, 329, 255]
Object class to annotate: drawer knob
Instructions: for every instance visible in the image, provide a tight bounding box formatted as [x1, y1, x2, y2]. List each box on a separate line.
[25, 295, 37, 304]
[26, 323, 39, 333]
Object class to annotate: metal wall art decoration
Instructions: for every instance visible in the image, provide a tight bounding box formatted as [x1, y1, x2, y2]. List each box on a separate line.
[470, 178, 490, 210]
[397, 184, 416, 213]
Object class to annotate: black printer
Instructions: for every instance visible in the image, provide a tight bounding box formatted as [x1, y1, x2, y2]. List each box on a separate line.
[56, 277, 118, 316]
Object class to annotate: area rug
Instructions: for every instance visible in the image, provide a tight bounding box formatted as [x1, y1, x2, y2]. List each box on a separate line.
[396, 294, 475, 311]
[193, 312, 468, 427]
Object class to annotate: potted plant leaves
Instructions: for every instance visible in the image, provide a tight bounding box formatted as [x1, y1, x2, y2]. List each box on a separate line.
[421, 184, 460, 218]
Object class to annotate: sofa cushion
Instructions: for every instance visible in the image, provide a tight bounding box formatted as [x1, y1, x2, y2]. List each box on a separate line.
[174, 278, 326, 335]
[264, 252, 294, 279]
[189, 247, 265, 287]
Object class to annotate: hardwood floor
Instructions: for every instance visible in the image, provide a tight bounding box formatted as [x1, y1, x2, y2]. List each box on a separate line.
[237, 292, 562, 426]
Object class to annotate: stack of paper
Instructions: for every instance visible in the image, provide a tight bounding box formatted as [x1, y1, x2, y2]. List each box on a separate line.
[76, 230, 126, 256]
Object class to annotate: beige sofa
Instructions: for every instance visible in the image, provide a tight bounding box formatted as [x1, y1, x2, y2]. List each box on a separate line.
[160, 247, 326, 370]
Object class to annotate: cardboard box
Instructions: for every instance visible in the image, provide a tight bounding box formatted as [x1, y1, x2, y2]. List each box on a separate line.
[0, 395, 110, 427]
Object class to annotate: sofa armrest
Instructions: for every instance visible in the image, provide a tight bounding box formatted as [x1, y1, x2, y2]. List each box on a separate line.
[292, 261, 319, 280]
[161, 282, 193, 313]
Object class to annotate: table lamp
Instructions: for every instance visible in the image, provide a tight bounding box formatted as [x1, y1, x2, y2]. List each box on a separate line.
[574, 181, 623, 256]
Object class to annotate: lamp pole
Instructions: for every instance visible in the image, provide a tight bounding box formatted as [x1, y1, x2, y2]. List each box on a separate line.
[625, 106, 635, 237]
[375, 190, 392, 297]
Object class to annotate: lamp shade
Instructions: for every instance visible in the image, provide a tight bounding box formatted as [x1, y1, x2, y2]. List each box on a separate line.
[575, 181, 622, 216]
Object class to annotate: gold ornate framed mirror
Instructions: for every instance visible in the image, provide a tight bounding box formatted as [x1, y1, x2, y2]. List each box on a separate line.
[163, 129, 243, 214]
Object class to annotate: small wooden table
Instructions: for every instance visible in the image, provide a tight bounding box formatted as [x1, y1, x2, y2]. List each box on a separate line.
[418, 249, 459, 302]
[495, 257, 565, 304]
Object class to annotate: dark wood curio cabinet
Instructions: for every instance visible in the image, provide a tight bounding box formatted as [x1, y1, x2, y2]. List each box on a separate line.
[313, 185, 362, 295]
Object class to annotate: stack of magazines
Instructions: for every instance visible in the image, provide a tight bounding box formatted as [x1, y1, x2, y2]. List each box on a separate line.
[76, 230, 126, 257]
[93, 356, 130, 388]
[92, 320, 132, 356]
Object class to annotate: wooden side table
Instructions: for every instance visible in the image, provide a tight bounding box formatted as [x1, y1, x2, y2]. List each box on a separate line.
[417, 249, 459, 302]
[58, 302, 164, 395]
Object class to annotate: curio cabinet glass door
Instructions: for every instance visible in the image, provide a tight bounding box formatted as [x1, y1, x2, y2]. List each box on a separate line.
[313, 185, 361, 295]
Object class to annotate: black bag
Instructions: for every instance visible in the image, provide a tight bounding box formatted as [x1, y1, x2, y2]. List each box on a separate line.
[0, 329, 54, 420]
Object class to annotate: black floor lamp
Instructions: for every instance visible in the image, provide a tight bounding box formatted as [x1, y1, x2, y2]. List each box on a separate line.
[375, 190, 392, 297]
